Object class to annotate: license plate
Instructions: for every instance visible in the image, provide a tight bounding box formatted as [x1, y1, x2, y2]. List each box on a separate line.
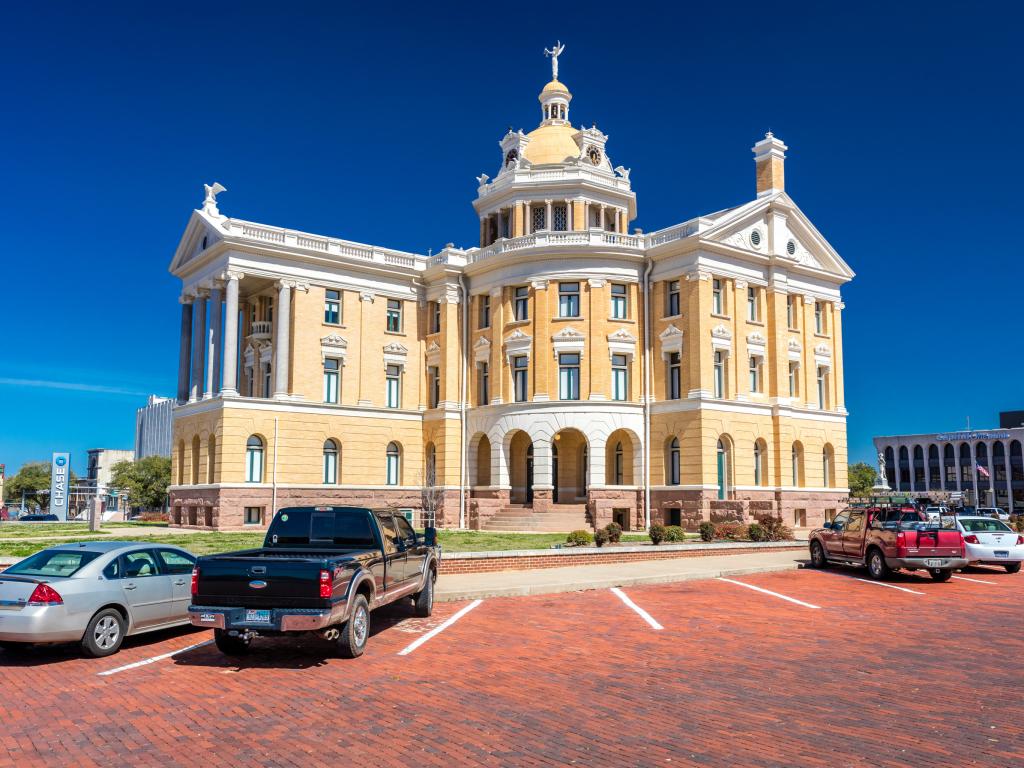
[199, 613, 217, 623]
[925, 559, 943, 568]
[994, 551, 1009, 558]
[245, 609, 271, 623]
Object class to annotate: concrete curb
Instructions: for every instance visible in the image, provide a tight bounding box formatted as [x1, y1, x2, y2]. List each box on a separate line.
[435, 561, 802, 602]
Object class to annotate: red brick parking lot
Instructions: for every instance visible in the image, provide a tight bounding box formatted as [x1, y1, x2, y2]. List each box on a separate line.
[2, 564, 1022, 767]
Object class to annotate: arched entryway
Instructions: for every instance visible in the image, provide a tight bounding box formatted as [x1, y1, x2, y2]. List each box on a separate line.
[508, 430, 534, 504]
[552, 428, 588, 503]
[605, 428, 638, 486]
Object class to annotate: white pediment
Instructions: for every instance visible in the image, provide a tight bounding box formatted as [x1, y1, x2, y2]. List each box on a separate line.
[658, 324, 683, 360]
[608, 328, 637, 343]
[504, 329, 533, 360]
[425, 340, 442, 365]
[169, 209, 228, 274]
[473, 335, 492, 362]
[552, 326, 585, 341]
[787, 337, 802, 361]
[746, 331, 767, 345]
[711, 324, 733, 340]
[321, 334, 348, 361]
[552, 326, 585, 359]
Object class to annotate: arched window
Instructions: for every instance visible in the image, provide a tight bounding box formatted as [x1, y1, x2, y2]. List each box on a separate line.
[177, 440, 185, 485]
[667, 437, 680, 485]
[386, 442, 401, 486]
[191, 435, 201, 485]
[613, 442, 624, 485]
[207, 435, 216, 484]
[823, 444, 835, 488]
[323, 439, 338, 484]
[717, 438, 732, 499]
[791, 442, 804, 487]
[245, 436, 264, 483]
[960, 442, 973, 486]
[754, 441, 766, 487]
[425, 442, 437, 486]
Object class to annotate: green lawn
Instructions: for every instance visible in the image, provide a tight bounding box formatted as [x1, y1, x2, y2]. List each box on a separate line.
[0, 523, 108, 539]
[0, 529, 655, 559]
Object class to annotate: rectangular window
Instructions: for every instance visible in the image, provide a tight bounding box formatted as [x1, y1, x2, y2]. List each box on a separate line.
[668, 352, 681, 400]
[789, 362, 799, 398]
[531, 206, 546, 232]
[815, 301, 824, 334]
[512, 355, 529, 402]
[712, 278, 724, 315]
[324, 289, 341, 325]
[612, 354, 628, 401]
[817, 366, 827, 409]
[666, 280, 680, 317]
[558, 353, 580, 400]
[323, 358, 340, 404]
[514, 286, 529, 321]
[428, 366, 440, 408]
[665, 508, 681, 527]
[748, 356, 760, 393]
[478, 362, 489, 406]
[243, 507, 263, 526]
[553, 204, 567, 231]
[558, 282, 580, 318]
[786, 295, 796, 329]
[386, 299, 402, 333]
[262, 365, 271, 399]
[429, 301, 440, 334]
[386, 364, 401, 408]
[747, 287, 758, 322]
[479, 295, 490, 329]
[611, 283, 627, 319]
[713, 351, 725, 398]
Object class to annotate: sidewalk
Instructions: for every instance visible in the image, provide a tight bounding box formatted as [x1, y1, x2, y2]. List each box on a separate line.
[436, 549, 806, 601]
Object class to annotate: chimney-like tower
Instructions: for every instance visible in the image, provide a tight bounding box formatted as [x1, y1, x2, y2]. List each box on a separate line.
[752, 132, 787, 197]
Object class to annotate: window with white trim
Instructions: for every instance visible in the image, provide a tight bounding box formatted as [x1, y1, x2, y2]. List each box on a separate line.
[323, 439, 338, 484]
[667, 437, 680, 485]
[386, 442, 401, 485]
[324, 289, 341, 325]
[558, 353, 580, 400]
[558, 282, 580, 318]
[815, 301, 824, 334]
[512, 355, 528, 402]
[611, 354, 628, 401]
[789, 361, 799, 398]
[245, 436, 264, 483]
[817, 366, 828, 409]
[428, 366, 440, 408]
[386, 364, 401, 408]
[478, 362, 489, 406]
[244, 506, 263, 526]
[323, 358, 340, 404]
[514, 286, 529, 321]
[712, 278, 724, 315]
[747, 287, 758, 322]
[386, 299, 402, 333]
[611, 283, 627, 319]
[786, 295, 796, 329]
[479, 295, 490, 329]
[666, 280, 680, 317]
[748, 355, 761, 393]
[429, 301, 440, 334]
[713, 351, 725, 399]
[531, 206, 546, 232]
[667, 352, 681, 400]
[553, 204, 567, 231]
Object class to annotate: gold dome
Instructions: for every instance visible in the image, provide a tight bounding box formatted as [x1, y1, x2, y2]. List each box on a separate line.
[522, 123, 580, 165]
[541, 79, 571, 96]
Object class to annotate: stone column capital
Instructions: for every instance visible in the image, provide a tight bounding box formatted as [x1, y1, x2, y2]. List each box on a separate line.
[276, 278, 297, 291]
[360, 291, 375, 303]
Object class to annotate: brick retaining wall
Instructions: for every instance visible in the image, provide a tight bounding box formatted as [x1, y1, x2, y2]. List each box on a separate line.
[438, 541, 805, 575]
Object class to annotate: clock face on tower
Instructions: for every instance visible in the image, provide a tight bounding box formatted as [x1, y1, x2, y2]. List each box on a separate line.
[586, 145, 602, 165]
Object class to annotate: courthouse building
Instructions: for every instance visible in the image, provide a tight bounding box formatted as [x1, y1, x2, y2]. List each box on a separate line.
[168, 50, 854, 531]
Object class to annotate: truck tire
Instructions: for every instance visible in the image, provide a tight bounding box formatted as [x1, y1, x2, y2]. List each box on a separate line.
[412, 570, 435, 617]
[81, 608, 126, 658]
[1004, 562, 1021, 574]
[809, 541, 828, 568]
[337, 594, 370, 658]
[214, 628, 251, 656]
[866, 548, 890, 581]
[930, 569, 953, 582]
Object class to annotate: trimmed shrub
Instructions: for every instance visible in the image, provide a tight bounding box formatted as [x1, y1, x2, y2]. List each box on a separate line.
[594, 528, 610, 547]
[698, 521, 715, 542]
[566, 529, 593, 547]
[663, 525, 687, 542]
[648, 523, 666, 545]
[747, 522, 766, 542]
[604, 522, 623, 543]
[759, 516, 795, 541]
[713, 522, 749, 540]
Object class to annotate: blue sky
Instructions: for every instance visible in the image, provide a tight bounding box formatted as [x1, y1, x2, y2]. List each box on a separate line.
[1, 1, 1021, 477]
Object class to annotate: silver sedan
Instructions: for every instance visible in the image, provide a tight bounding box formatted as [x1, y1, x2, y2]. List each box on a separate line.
[0, 541, 197, 657]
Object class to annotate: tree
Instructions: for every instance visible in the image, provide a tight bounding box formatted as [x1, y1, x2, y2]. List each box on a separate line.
[4, 461, 78, 510]
[109, 456, 172, 510]
[848, 462, 878, 498]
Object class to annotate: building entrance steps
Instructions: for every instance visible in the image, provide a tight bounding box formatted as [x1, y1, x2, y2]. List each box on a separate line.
[481, 502, 590, 532]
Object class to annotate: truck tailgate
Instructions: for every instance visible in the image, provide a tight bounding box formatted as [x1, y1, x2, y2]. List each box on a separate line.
[195, 556, 329, 609]
[903, 528, 963, 557]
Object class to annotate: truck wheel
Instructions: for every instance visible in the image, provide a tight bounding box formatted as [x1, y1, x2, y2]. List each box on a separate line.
[867, 548, 890, 581]
[81, 608, 126, 658]
[930, 569, 953, 582]
[412, 570, 435, 617]
[1004, 562, 1022, 574]
[214, 628, 251, 656]
[809, 541, 828, 568]
[337, 594, 370, 658]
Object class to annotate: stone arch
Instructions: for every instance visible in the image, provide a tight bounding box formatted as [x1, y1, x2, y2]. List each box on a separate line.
[791, 440, 805, 488]
[754, 437, 769, 487]
[717, 434, 735, 499]
[604, 427, 639, 486]
[468, 432, 492, 488]
[665, 435, 681, 485]
[191, 435, 201, 485]
[552, 427, 588, 502]
[207, 434, 216, 484]
[822, 442, 835, 489]
[506, 429, 534, 504]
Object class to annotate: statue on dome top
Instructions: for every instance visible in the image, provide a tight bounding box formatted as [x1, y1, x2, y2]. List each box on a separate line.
[544, 41, 565, 81]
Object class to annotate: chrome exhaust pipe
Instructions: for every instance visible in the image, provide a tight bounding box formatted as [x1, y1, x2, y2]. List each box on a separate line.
[321, 628, 340, 641]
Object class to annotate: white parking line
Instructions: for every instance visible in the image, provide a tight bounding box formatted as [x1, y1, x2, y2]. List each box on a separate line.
[97, 639, 213, 677]
[952, 575, 999, 585]
[397, 599, 482, 656]
[849, 577, 926, 595]
[717, 578, 821, 609]
[610, 587, 663, 630]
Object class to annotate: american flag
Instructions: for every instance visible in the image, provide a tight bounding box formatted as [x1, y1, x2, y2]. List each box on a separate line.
[978, 465, 990, 478]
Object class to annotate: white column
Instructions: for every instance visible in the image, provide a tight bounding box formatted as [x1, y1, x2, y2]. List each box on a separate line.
[939, 445, 946, 491]
[189, 291, 207, 402]
[496, 209, 504, 239]
[273, 280, 293, 399]
[177, 296, 193, 403]
[566, 199, 574, 230]
[533, 438, 553, 490]
[954, 448, 962, 493]
[205, 286, 222, 398]
[1006, 445, 1014, 513]
[221, 272, 241, 395]
[544, 199, 553, 232]
[909, 447, 916, 492]
[584, 200, 591, 228]
[588, 439, 606, 488]
[599, 204, 606, 230]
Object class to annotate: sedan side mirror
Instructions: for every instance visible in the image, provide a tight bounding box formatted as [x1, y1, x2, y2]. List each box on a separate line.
[423, 526, 438, 547]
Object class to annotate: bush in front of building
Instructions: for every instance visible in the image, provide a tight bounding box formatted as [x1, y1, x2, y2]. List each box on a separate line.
[604, 522, 622, 543]
[747, 522, 766, 541]
[758, 516, 794, 541]
[713, 522, 749, 540]
[594, 528, 610, 547]
[648, 523, 666, 545]
[566, 529, 593, 547]
[662, 525, 686, 542]
[698, 521, 715, 542]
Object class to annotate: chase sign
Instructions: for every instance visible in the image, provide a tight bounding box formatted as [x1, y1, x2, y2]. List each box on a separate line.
[49, 452, 71, 521]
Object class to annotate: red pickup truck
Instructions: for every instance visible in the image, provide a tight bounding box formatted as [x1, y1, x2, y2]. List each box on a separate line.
[808, 505, 967, 582]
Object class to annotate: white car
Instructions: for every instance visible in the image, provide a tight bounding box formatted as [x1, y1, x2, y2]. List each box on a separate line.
[975, 507, 1009, 521]
[954, 516, 1023, 573]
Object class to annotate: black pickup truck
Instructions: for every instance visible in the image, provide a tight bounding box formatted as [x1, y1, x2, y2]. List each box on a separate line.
[189, 506, 439, 658]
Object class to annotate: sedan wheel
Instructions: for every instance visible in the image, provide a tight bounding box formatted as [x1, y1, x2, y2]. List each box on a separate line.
[81, 608, 125, 658]
[1004, 562, 1021, 574]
